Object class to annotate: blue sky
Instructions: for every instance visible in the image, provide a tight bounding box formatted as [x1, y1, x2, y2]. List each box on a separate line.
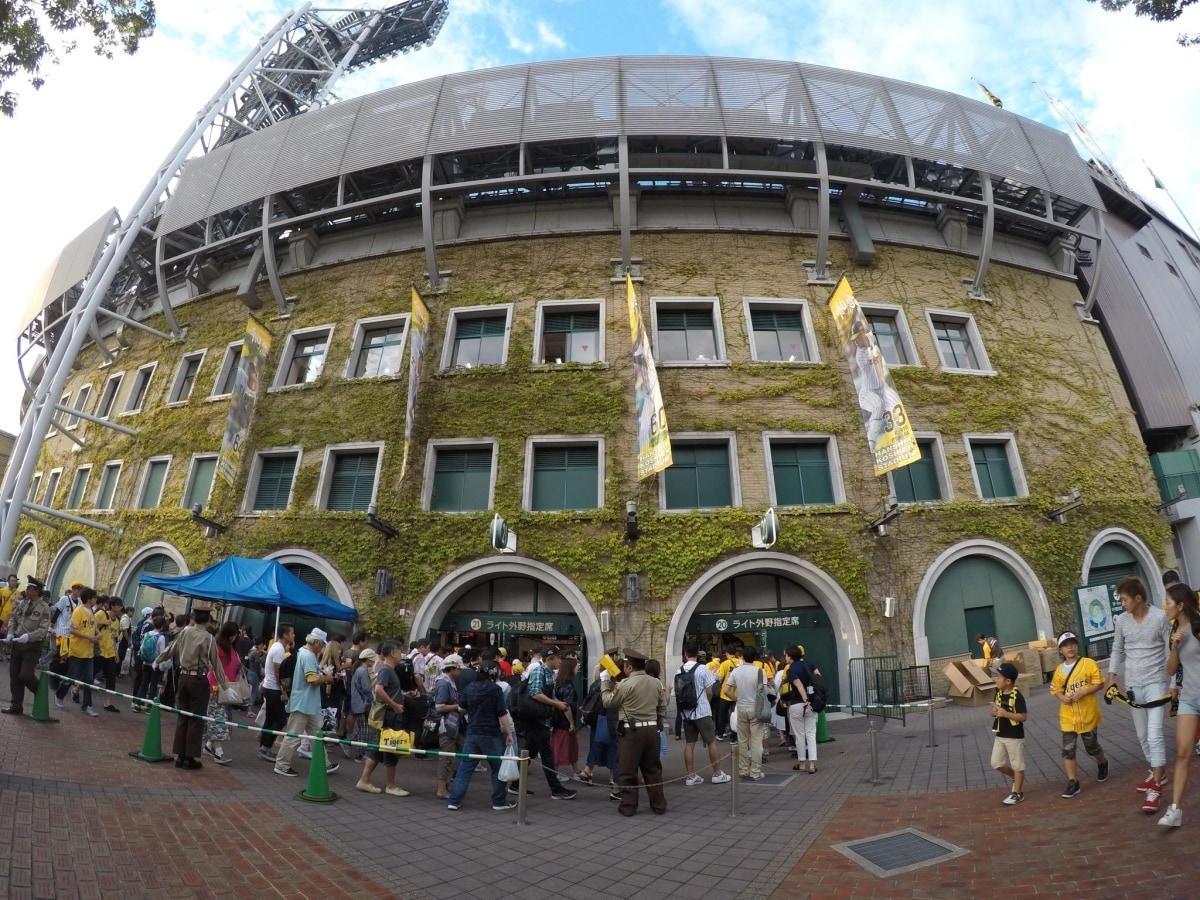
[1, 0, 1197, 433]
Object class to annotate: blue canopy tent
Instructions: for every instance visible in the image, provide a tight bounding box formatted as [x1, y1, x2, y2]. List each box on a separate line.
[139, 557, 356, 635]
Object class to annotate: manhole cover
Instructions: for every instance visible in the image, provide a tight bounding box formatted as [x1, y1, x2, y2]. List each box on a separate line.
[831, 828, 967, 878]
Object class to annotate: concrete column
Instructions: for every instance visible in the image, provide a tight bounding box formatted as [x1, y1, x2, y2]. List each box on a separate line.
[936, 207, 968, 250]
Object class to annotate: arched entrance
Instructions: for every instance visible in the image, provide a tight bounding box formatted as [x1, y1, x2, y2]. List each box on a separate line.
[411, 557, 603, 672]
[1079, 528, 1160, 657]
[116, 542, 188, 614]
[48, 537, 95, 599]
[663, 552, 864, 707]
[12, 536, 36, 583]
[247, 549, 357, 642]
[914, 540, 1051, 665]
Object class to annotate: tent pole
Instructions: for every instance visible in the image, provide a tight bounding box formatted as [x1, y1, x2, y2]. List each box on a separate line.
[274, 605, 280, 640]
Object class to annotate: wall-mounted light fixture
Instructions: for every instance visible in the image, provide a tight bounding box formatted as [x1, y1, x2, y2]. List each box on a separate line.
[867, 502, 901, 537]
[364, 503, 398, 539]
[1155, 483, 1187, 513]
[625, 500, 639, 540]
[190, 504, 227, 536]
[882, 596, 897, 618]
[1046, 487, 1083, 525]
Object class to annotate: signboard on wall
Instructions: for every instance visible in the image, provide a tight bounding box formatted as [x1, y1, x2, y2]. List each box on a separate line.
[1073, 582, 1121, 643]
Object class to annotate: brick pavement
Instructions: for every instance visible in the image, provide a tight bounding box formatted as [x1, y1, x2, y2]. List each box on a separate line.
[3, 673, 1200, 899]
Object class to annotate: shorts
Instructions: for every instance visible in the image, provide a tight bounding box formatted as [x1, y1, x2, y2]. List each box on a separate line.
[1060, 729, 1102, 760]
[683, 715, 717, 745]
[990, 736, 1025, 772]
[366, 727, 400, 767]
[1178, 697, 1200, 718]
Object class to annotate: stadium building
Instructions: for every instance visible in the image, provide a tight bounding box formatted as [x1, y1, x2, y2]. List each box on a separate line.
[8, 44, 1190, 702]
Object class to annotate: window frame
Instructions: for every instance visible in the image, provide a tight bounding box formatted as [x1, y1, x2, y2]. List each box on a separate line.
[28, 472, 42, 503]
[925, 309, 993, 375]
[42, 469, 62, 508]
[440, 304, 514, 371]
[243, 448, 303, 513]
[66, 465, 92, 511]
[743, 298, 820, 365]
[522, 435, 606, 512]
[167, 351, 207, 404]
[886, 432, 952, 505]
[316, 442, 385, 511]
[532, 299, 606, 366]
[181, 453, 219, 510]
[122, 362, 157, 414]
[66, 384, 92, 430]
[422, 438, 499, 512]
[858, 303, 920, 368]
[963, 433, 1028, 500]
[94, 461, 123, 511]
[136, 456, 173, 510]
[272, 325, 335, 390]
[658, 433, 741, 512]
[49, 391, 69, 437]
[763, 432, 846, 508]
[344, 314, 410, 380]
[96, 372, 124, 419]
[650, 297, 729, 367]
[210, 341, 244, 399]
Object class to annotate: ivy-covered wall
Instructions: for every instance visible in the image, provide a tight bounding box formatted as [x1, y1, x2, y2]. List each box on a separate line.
[19, 230, 1170, 662]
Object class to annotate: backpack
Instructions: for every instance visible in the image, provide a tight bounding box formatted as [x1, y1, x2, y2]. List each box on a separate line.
[674, 663, 700, 713]
[580, 679, 604, 728]
[395, 656, 419, 692]
[806, 664, 828, 713]
[513, 673, 554, 721]
[139, 630, 159, 663]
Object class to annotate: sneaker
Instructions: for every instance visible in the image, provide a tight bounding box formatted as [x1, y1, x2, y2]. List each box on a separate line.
[446, 803, 460, 811]
[385, 785, 410, 797]
[53, 696, 65, 709]
[1097, 761, 1109, 783]
[507, 784, 534, 796]
[749, 773, 765, 781]
[202, 743, 216, 759]
[103, 705, 120, 713]
[492, 801, 518, 811]
[685, 774, 705, 786]
[1159, 804, 1183, 828]
[324, 762, 339, 774]
[298, 748, 313, 760]
[1061, 780, 1080, 799]
[355, 781, 382, 794]
[711, 772, 731, 784]
[83, 707, 99, 718]
[258, 748, 277, 762]
[1142, 787, 1162, 813]
[609, 790, 621, 801]
[551, 789, 578, 801]
[274, 764, 299, 778]
[715, 733, 726, 742]
[1002, 792, 1024, 806]
[212, 752, 232, 766]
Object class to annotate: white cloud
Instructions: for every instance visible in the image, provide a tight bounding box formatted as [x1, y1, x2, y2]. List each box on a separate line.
[536, 20, 567, 50]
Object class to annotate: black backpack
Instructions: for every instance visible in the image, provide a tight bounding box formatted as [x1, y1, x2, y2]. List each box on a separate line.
[674, 662, 700, 713]
[805, 664, 828, 713]
[580, 679, 604, 728]
[395, 656, 419, 692]
[513, 675, 554, 721]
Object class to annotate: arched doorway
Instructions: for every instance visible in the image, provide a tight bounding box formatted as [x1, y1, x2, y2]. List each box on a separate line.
[236, 550, 357, 642]
[116, 544, 187, 615]
[48, 538, 95, 599]
[12, 537, 36, 583]
[1080, 528, 1159, 657]
[663, 552, 864, 707]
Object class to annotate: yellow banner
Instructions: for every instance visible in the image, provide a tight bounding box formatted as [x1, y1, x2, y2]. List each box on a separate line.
[398, 286, 431, 485]
[216, 317, 272, 488]
[627, 274, 672, 479]
[828, 277, 921, 477]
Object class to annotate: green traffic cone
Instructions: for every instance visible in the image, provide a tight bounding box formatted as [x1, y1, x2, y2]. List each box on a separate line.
[129, 703, 173, 763]
[297, 731, 338, 803]
[816, 710, 834, 743]
[26, 669, 58, 723]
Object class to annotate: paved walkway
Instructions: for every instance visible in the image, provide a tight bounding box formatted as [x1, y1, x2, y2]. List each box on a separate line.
[1, 673, 1198, 898]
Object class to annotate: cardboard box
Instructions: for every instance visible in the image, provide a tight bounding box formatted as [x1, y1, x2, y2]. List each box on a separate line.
[943, 660, 999, 705]
[1014, 673, 1039, 696]
[1004, 649, 1041, 676]
[1027, 639, 1054, 650]
[950, 684, 997, 707]
[943, 661, 979, 696]
[1040, 648, 1062, 673]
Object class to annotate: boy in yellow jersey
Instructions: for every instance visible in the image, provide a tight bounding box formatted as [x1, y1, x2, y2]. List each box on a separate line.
[95, 598, 122, 712]
[55, 587, 99, 716]
[0, 574, 18, 659]
[1050, 631, 1108, 798]
[991, 662, 1027, 806]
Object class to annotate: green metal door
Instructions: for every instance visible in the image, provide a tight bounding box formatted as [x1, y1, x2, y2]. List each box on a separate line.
[963, 606, 997, 659]
[926, 556, 1035, 659]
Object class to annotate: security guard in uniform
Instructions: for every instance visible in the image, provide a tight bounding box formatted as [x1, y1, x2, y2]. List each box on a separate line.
[600, 649, 667, 816]
[2, 578, 51, 715]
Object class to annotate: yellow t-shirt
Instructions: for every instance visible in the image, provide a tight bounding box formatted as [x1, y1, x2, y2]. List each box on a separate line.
[69, 604, 97, 659]
[718, 658, 739, 701]
[1050, 656, 1103, 734]
[95, 609, 117, 659]
[0, 587, 15, 627]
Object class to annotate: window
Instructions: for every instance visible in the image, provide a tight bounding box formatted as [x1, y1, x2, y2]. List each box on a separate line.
[138, 458, 171, 509]
[428, 443, 496, 512]
[745, 300, 817, 363]
[862, 306, 918, 367]
[1137, 243, 1152, 260]
[126, 553, 181, 611]
[766, 437, 841, 507]
[96, 373, 123, 419]
[1167, 262, 1180, 278]
[49, 392, 69, 436]
[320, 446, 382, 511]
[183, 455, 218, 509]
[28, 473, 42, 503]
[443, 306, 512, 370]
[528, 440, 602, 511]
[926, 311, 991, 373]
[66, 384, 91, 429]
[123, 363, 156, 413]
[662, 438, 737, 510]
[347, 316, 409, 379]
[168, 352, 205, 403]
[965, 435, 1027, 500]
[888, 436, 950, 504]
[249, 452, 300, 511]
[534, 301, 603, 365]
[66, 466, 91, 510]
[211, 342, 243, 397]
[43, 470, 61, 508]
[652, 298, 726, 364]
[276, 328, 332, 387]
[95, 463, 122, 510]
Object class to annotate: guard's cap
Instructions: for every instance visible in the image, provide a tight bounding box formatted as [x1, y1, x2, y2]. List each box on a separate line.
[26, 577, 44, 590]
[996, 662, 1019, 681]
[623, 649, 648, 662]
[1057, 631, 1079, 647]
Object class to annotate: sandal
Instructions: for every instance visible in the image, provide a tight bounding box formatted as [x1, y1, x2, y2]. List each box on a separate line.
[792, 763, 805, 770]
[576, 771, 594, 785]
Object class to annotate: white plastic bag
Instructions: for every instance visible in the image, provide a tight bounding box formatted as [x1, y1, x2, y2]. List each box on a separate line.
[254, 704, 267, 727]
[498, 743, 521, 783]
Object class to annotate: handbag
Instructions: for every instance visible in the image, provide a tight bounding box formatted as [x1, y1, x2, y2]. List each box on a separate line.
[419, 708, 441, 750]
[367, 700, 386, 731]
[320, 707, 339, 732]
[754, 669, 773, 723]
[379, 728, 413, 755]
[439, 710, 461, 740]
[222, 673, 252, 708]
[498, 743, 521, 783]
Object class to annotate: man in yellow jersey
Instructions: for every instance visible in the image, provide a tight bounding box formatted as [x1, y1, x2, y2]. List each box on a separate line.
[55, 587, 99, 716]
[95, 597, 122, 712]
[714, 644, 741, 740]
[0, 574, 18, 660]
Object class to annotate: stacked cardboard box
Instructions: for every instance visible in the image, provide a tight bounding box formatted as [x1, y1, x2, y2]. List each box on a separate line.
[1040, 648, 1062, 676]
[1027, 639, 1054, 650]
[1014, 673, 1039, 697]
[1004, 649, 1041, 677]
[943, 660, 998, 706]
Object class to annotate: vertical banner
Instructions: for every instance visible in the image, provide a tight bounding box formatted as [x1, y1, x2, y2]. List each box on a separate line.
[217, 317, 272, 488]
[398, 286, 431, 484]
[627, 273, 672, 479]
[827, 277, 921, 477]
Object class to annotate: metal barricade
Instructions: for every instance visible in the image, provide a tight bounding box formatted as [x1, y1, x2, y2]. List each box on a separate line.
[873, 665, 932, 727]
[848, 655, 902, 722]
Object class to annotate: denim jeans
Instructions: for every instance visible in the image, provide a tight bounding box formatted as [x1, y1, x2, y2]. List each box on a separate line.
[1128, 680, 1168, 768]
[56, 656, 93, 709]
[447, 733, 506, 807]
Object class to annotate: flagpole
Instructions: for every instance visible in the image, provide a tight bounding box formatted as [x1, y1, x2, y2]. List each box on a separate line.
[1145, 161, 1200, 242]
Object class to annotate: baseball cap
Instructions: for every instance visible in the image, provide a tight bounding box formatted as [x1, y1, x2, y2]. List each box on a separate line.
[1057, 631, 1078, 647]
[306, 628, 328, 644]
[540, 644, 560, 658]
[512, 660, 525, 674]
[442, 653, 463, 669]
[141, 606, 153, 617]
[358, 648, 378, 663]
[70, 581, 85, 589]
[996, 662, 1019, 681]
